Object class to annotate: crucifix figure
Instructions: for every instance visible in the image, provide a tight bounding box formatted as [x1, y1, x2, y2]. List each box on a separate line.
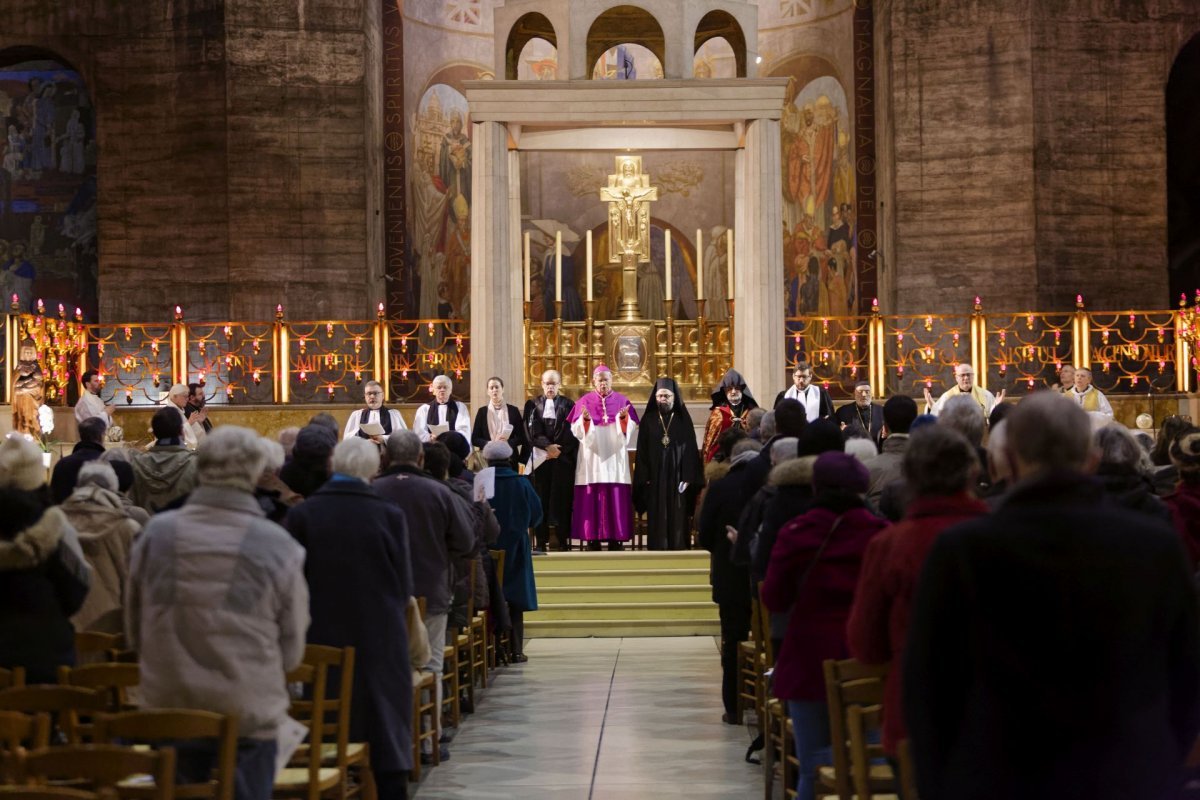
[599, 156, 658, 319]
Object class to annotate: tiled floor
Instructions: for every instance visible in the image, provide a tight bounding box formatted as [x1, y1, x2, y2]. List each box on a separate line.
[413, 637, 760, 799]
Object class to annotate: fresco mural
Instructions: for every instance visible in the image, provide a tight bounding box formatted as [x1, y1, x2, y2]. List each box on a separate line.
[0, 58, 96, 319]
[772, 69, 856, 318]
[693, 37, 738, 79]
[591, 44, 663, 80]
[411, 82, 472, 322]
[517, 38, 557, 80]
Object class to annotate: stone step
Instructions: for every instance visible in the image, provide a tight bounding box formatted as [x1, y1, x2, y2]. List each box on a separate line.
[524, 618, 721, 638]
[531, 601, 718, 621]
[537, 584, 712, 603]
[532, 551, 710, 571]
[536, 567, 710, 587]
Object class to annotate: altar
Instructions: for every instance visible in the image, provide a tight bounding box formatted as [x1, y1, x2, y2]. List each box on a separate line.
[464, 0, 787, 402]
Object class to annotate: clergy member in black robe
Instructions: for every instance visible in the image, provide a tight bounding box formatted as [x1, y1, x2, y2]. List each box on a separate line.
[834, 380, 884, 450]
[633, 377, 704, 550]
[525, 369, 577, 552]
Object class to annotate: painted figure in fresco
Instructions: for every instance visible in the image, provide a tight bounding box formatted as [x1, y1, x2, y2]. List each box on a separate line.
[59, 108, 86, 174]
[4, 242, 36, 311]
[808, 95, 838, 231]
[443, 194, 470, 319]
[704, 226, 729, 321]
[28, 215, 45, 256]
[3, 125, 24, 179]
[826, 204, 851, 253]
[637, 258, 664, 320]
[412, 159, 450, 322]
[31, 82, 57, 172]
[438, 112, 471, 205]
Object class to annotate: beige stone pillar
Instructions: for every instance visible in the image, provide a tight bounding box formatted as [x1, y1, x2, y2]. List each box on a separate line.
[734, 117, 784, 400]
[470, 122, 524, 408]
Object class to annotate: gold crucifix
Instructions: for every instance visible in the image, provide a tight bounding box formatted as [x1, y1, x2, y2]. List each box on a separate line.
[599, 156, 657, 264]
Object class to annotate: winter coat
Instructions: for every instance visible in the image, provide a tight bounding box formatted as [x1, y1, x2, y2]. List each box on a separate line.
[129, 445, 197, 513]
[696, 458, 753, 609]
[60, 484, 141, 634]
[1166, 480, 1200, 569]
[445, 477, 498, 620]
[904, 471, 1200, 800]
[127, 486, 309, 739]
[372, 465, 474, 616]
[866, 434, 908, 506]
[50, 441, 132, 504]
[1096, 467, 1171, 523]
[285, 478, 415, 772]
[0, 506, 92, 682]
[762, 502, 885, 701]
[487, 467, 543, 611]
[846, 492, 987, 755]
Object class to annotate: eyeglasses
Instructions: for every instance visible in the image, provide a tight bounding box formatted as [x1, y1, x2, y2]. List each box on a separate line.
[364, 391, 382, 397]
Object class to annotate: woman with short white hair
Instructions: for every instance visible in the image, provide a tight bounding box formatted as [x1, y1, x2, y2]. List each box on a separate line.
[285, 432, 416, 796]
[61, 461, 142, 635]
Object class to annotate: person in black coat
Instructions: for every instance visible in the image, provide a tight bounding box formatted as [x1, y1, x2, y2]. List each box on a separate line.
[697, 433, 760, 724]
[50, 417, 132, 504]
[633, 378, 703, 550]
[524, 369, 578, 552]
[279, 424, 336, 498]
[284, 437, 415, 800]
[904, 393, 1200, 800]
[834, 381, 884, 449]
[470, 376, 528, 470]
[0, 436, 91, 684]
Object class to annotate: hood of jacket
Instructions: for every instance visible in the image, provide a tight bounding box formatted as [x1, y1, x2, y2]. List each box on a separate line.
[768, 455, 817, 488]
[0, 506, 72, 571]
[704, 460, 732, 484]
[61, 485, 140, 541]
[131, 447, 195, 493]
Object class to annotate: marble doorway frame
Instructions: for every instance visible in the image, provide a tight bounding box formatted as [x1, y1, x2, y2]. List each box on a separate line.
[464, 78, 787, 405]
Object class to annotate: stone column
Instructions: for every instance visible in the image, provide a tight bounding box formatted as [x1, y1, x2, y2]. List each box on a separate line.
[470, 122, 524, 407]
[734, 117, 784, 399]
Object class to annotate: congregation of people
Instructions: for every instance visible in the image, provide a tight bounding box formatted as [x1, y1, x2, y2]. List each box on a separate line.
[4, 358, 1200, 799]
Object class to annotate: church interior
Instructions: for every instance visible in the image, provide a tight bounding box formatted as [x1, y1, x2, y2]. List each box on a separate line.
[2, 0, 1200, 798]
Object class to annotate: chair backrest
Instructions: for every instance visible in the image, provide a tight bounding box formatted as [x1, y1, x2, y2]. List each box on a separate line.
[822, 658, 888, 800]
[488, 549, 505, 588]
[301, 645, 355, 773]
[0, 687, 109, 744]
[0, 711, 51, 782]
[58, 664, 141, 712]
[0, 668, 25, 690]
[15, 744, 176, 800]
[93, 710, 236, 800]
[285, 657, 330, 800]
[73, 633, 124, 663]
[0, 786, 104, 800]
[847, 704, 885, 799]
[754, 587, 775, 666]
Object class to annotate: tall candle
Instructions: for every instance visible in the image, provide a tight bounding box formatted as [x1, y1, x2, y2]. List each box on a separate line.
[523, 231, 531, 302]
[555, 231, 562, 303]
[696, 228, 704, 301]
[586, 230, 593, 302]
[726, 229, 734, 300]
[664, 229, 672, 303]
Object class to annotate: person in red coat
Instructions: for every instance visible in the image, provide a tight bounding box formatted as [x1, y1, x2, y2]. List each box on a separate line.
[762, 451, 886, 800]
[845, 426, 987, 757]
[1165, 426, 1200, 569]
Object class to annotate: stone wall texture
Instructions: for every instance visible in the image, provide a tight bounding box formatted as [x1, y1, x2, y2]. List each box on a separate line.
[876, 0, 1200, 313]
[0, 0, 375, 323]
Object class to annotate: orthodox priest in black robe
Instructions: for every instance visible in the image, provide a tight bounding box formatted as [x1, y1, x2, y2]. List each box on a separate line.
[633, 377, 704, 550]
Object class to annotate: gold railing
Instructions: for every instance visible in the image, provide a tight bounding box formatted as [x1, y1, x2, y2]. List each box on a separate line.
[523, 299, 734, 401]
[3, 305, 471, 407]
[5, 296, 1197, 408]
[785, 296, 1195, 399]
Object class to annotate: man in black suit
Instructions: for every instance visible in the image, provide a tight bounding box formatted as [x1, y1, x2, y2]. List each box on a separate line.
[774, 360, 834, 421]
[904, 392, 1200, 800]
[834, 381, 883, 450]
[525, 369, 578, 552]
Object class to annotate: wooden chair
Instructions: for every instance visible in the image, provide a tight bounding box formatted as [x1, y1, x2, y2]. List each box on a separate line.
[735, 598, 761, 726]
[0, 787, 102, 800]
[753, 589, 777, 743]
[0, 711, 51, 782]
[274, 655, 343, 800]
[487, 549, 509, 666]
[58, 664, 141, 712]
[440, 641, 460, 730]
[0, 668, 25, 690]
[468, 564, 489, 692]
[762, 698, 786, 800]
[847, 705, 899, 800]
[410, 670, 438, 783]
[0, 686, 108, 744]
[782, 713, 798, 800]
[73, 633, 124, 665]
[94, 710, 237, 800]
[285, 645, 373, 800]
[897, 739, 919, 800]
[12, 744, 176, 800]
[819, 658, 893, 800]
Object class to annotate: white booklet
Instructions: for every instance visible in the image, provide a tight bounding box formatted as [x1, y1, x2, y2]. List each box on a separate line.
[275, 716, 309, 777]
[473, 467, 496, 501]
[428, 422, 450, 437]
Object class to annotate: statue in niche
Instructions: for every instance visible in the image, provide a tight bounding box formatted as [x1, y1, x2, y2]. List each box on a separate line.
[11, 339, 43, 438]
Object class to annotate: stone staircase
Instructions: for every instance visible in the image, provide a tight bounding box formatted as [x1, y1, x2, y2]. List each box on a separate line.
[526, 551, 719, 638]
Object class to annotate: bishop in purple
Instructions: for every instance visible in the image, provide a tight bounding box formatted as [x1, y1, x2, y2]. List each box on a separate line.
[567, 364, 640, 550]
